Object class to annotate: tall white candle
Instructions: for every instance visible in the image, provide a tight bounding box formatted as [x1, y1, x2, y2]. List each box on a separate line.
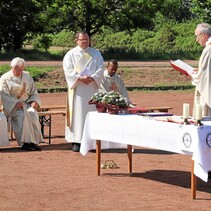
[196, 104, 202, 120]
[183, 103, 189, 119]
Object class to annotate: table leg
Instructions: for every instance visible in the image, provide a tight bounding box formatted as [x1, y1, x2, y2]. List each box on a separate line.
[127, 144, 132, 173]
[96, 140, 101, 176]
[39, 115, 51, 144]
[191, 160, 197, 199]
[48, 115, 52, 144]
[39, 116, 45, 137]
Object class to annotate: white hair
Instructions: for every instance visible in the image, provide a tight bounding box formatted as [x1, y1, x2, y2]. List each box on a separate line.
[196, 23, 211, 36]
[10, 57, 25, 68]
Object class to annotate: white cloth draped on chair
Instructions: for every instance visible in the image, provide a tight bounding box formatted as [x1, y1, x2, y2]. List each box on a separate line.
[0, 112, 9, 147]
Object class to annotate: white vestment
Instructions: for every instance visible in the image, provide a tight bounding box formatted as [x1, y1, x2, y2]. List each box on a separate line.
[0, 112, 9, 147]
[192, 43, 211, 117]
[0, 70, 43, 146]
[99, 70, 130, 101]
[63, 46, 104, 143]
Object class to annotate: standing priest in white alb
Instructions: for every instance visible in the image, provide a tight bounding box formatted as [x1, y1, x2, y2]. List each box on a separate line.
[63, 31, 104, 152]
[0, 57, 43, 151]
[192, 23, 211, 117]
[193, 23, 211, 179]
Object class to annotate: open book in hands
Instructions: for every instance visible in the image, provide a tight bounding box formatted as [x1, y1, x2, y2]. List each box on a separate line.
[170, 59, 194, 76]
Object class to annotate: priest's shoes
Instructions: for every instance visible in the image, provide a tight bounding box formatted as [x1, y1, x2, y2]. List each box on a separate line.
[21, 143, 41, 151]
[72, 143, 81, 152]
[31, 143, 41, 151]
[21, 143, 35, 151]
[208, 172, 211, 180]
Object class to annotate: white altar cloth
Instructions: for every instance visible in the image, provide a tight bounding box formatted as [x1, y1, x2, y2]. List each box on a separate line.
[0, 112, 9, 147]
[80, 112, 211, 182]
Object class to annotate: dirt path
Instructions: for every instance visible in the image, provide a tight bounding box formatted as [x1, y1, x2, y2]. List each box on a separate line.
[0, 60, 198, 66]
[1, 90, 211, 210]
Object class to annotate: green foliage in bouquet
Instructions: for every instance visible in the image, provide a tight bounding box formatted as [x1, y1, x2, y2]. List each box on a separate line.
[101, 91, 128, 109]
[90, 92, 107, 103]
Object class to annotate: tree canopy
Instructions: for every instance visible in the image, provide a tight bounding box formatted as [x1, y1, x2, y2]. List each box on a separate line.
[0, 0, 52, 51]
[0, 0, 205, 51]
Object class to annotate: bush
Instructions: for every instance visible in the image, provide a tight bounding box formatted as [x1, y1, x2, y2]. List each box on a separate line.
[0, 20, 203, 61]
[32, 35, 53, 51]
[51, 30, 75, 48]
[93, 20, 202, 60]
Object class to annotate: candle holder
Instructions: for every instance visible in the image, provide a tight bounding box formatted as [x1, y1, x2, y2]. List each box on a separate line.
[195, 119, 203, 126]
[183, 118, 190, 125]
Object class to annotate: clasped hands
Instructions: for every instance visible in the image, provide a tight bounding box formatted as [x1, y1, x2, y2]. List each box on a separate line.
[15, 101, 39, 110]
[79, 76, 94, 84]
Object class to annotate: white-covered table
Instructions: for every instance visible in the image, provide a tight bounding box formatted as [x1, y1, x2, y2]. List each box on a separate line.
[80, 111, 211, 199]
[0, 112, 9, 147]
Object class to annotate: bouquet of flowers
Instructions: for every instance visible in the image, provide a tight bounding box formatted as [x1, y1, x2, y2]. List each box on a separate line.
[89, 91, 128, 114]
[101, 91, 128, 114]
[89, 92, 106, 104]
[89, 92, 107, 112]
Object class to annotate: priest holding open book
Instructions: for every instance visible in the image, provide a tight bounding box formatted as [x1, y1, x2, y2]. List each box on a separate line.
[171, 23, 211, 118]
[171, 23, 211, 179]
[192, 23, 211, 117]
[193, 23, 211, 180]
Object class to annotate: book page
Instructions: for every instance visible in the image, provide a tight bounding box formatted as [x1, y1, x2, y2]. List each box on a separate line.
[170, 59, 194, 76]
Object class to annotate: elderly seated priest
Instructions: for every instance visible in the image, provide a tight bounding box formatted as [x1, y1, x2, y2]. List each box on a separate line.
[0, 57, 43, 151]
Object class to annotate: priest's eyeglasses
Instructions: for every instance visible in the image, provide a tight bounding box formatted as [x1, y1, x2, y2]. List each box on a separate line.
[195, 33, 202, 38]
[78, 38, 89, 41]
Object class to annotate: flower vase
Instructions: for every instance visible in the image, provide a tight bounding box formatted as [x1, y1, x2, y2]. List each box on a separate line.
[96, 103, 107, 113]
[106, 104, 119, 115]
[88, 100, 97, 105]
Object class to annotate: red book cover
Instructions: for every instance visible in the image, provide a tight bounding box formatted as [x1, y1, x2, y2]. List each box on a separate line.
[170, 60, 194, 76]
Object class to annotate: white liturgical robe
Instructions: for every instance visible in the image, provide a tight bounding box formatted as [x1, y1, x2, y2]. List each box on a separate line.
[99, 70, 130, 101]
[0, 70, 43, 146]
[192, 40, 211, 117]
[0, 112, 9, 147]
[63, 46, 104, 144]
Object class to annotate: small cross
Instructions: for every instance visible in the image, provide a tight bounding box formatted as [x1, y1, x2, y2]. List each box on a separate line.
[109, 82, 117, 91]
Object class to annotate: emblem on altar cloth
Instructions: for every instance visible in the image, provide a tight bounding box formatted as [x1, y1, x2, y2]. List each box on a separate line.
[198, 128, 211, 151]
[182, 133, 192, 148]
[206, 133, 211, 148]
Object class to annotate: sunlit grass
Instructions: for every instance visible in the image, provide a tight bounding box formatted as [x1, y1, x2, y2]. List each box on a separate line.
[0, 65, 57, 80]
